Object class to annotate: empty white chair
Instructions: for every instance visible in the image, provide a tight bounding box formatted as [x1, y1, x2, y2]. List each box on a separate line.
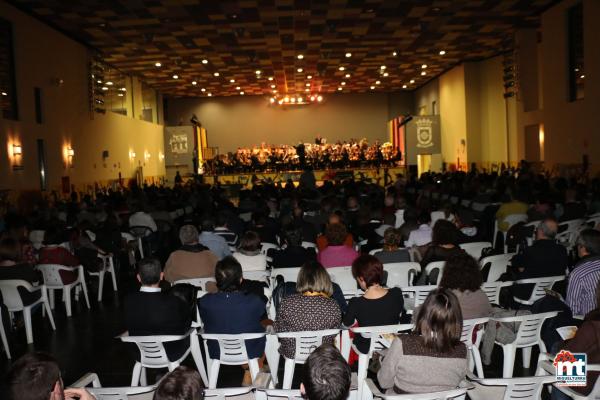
[365, 379, 468, 400]
[383, 262, 421, 288]
[275, 329, 342, 389]
[0, 306, 11, 358]
[119, 328, 207, 387]
[0, 280, 56, 344]
[424, 261, 445, 285]
[460, 318, 489, 378]
[459, 242, 491, 260]
[480, 253, 515, 282]
[467, 372, 556, 400]
[37, 264, 90, 317]
[400, 285, 438, 313]
[513, 275, 565, 306]
[201, 332, 267, 389]
[480, 281, 513, 305]
[89, 254, 118, 302]
[70, 372, 156, 400]
[327, 266, 359, 298]
[174, 277, 216, 291]
[352, 324, 413, 400]
[492, 311, 558, 377]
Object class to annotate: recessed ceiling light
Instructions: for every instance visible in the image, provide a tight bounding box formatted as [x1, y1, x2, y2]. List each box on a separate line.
[345, 73, 351, 78]
[240, 91, 245, 95]
[268, 76, 273, 81]
[106, 81, 113, 85]
[410, 79, 415, 84]
[172, 75, 178, 79]
[380, 65, 386, 70]
[305, 88, 310, 92]
[338, 87, 343, 91]
[345, 52, 352, 58]
[402, 84, 408, 89]
[213, 72, 220, 77]
[192, 81, 197, 85]
[383, 72, 389, 77]
[375, 80, 381, 85]
[271, 84, 275, 88]
[1, 92, 7, 96]
[273, 89, 278, 93]
[230, 79, 235, 83]
[317, 96, 323, 102]
[101, 86, 108, 91]
[580, 74, 585, 79]
[341, 81, 346, 85]
[120, 87, 126, 91]
[439, 50, 446, 55]
[297, 54, 304, 59]
[117, 93, 124, 97]
[255, 70, 261, 75]
[97, 80, 102, 84]
[338, 66, 345, 71]
[291, 97, 296, 103]
[298, 97, 303, 103]
[202, 59, 208, 64]
[307, 75, 313, 79]
[201, 88, 206, 92]
[155, 62, 162, 67]
[207, 93, 212, 97]
[270, 98, 275, 103]
[236, 86, 241, 90]
[392, 51, 397, 56]
[421, 64, 428, 69]
[421, 71, 426, 76]
[305, 83, 310, 87]
[297, 68, 303, 72]
[370, 86, 375, 90]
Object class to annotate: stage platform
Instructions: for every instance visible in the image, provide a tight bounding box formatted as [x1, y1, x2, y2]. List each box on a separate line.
[202, 166, 407, 188]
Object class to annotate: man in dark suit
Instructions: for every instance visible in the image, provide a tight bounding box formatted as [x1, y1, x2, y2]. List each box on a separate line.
[270, 227, 316, 269]
[124, 258, 191, 361]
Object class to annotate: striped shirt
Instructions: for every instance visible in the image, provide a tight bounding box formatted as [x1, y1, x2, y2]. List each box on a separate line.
[566, 256, 600, 316]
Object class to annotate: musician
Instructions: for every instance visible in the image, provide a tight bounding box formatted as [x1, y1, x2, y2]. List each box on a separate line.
[295, 142, 306, 168]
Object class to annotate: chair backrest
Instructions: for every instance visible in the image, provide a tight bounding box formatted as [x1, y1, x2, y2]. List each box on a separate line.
[401, 285, 438, 309]
[243, 270, 271, 283]
[480, 253, 515, 282]
[431, 211, 446, 225]
[351, 324, 413, 355]
[37, 264, 79, 288]
[459, 242, 491, 260]
[174, 277, 216, 291]
[460, 318, 489, 346]
[480, 281, 513, 305]
[119, 330, 192, 367]
[383, 262, 421, 288]
[424, 261, 445, 285]
[503, 214, 528, 227]
[275, 329, 341, 362]
[515, 275, 565, 304]
[261, 242, 279, 255]
[0, 279, 30, 309]
[204, 387, 254, 400]
[558, 218, 586, 233]
[272, 267, 302, 283]
[366, 379, 467, 400]
[327, 266, 357, 295]
[86, 386, 156, 400]
[493, 312, 558, 348]
[470, 374, 556, 400]
[301, 241, 317, 250]
[129, 226, 153, 238]
[201, 332, 266, 363]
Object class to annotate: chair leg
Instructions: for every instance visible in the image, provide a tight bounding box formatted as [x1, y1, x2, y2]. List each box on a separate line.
[522, 346, 532, 369]
[23, 308, 33, 344]
[43, 300, 56, 330]
[140, 367, 147, 386]
[248, 358, 260, 383]
[356, 353, 369, 400]
[282, 358, 296, 389]
[64, 286, 73, 317]
[109, 258, 118, 291]
[208, 360, 221, 389]
[79, 269, 91, 309]
[0, 319, 11, 359]
[472, 348, 485, 378]
[502, 344, 516, 378]
[131, 362, 142, 386]
[190, 335, 209, 387]
[48, 289, 55, 309]
[97, 271, 105, 302]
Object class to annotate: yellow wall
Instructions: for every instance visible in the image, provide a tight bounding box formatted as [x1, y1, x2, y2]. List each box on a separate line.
[0, 2, 165, 194]
[438, 65, 468, 169]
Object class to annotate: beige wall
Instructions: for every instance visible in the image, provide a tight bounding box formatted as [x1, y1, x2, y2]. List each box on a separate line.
[0, 2, 165, 195]
[166, 92, 412, 152]
[438, 65, 468, 168]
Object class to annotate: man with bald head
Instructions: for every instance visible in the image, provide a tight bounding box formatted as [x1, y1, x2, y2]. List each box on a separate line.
[511, 218, 568, 300]
[164, 224, 218, 284]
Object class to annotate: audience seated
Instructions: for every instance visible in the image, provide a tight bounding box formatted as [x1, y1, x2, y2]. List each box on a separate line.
[454, 209, 479, 243]
[233, 231, 268, 271]
[38, 226, 79, 284]
[343, 255, 404, 353]
[316, 213, 353, 251]
[163, 224, 217, 284]
[7, 351, 94, 400]
[317, 223, 359, 268]
[560, 188, 587, 222]
[405, 211, 432, 248]
[566, 229, 600, 316]
[495, 190, 528, 232]
[198, 218, 231, 260]
[377, 288, 467, 394]
[0, 238, 42, 305]
[373, 227, 410, 264]
[153, 366, 204, 400]
[128, 204, 158, 234]
[214, 212, 239, 247]
[270, 227, 316, 269]
[274, 261, 341, 359]
[124, 258, 191, 360]
[417, 220, 464, 285]
[439, 253, 492, 319]
[301, 344, 351, 400]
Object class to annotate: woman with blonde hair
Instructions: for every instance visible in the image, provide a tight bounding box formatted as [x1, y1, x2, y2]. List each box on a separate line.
[274, 261, 341, 359]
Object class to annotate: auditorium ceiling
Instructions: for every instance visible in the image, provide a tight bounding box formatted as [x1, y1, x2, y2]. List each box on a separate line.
[10, 0, 558, 98]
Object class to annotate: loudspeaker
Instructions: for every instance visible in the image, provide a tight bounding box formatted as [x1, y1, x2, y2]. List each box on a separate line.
[102, 150, 109, 159]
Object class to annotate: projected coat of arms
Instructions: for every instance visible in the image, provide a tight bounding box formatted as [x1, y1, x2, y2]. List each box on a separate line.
[416, 118, 434, 148]
[169, 134, 189, 154]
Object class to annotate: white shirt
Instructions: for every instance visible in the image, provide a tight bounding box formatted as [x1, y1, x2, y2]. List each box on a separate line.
[232, 252, 267, 272]
[405, 224, 432, 247]
[140, 286, 161, 293]
[129, 212, 158, 233]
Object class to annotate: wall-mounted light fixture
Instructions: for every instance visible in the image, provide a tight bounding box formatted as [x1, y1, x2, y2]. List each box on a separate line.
[11, 143, 23, 170]
[158, 152, 165, 162]
[144, 150, 151, 161]
[66, 147, 75, 168]
[129, 150, 136, 160]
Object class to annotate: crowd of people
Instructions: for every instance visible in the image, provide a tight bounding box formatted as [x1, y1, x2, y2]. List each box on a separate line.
[205, 137, 402, 174]
[1, 166, 600, 399]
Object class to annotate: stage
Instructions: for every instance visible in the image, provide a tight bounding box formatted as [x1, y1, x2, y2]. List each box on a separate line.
[202, 166, 407, 188]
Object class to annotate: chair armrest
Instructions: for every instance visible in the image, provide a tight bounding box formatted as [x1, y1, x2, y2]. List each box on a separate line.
[492, 311, 558, 323]
[70, 372, 101, 388]
[366, 379, 383, 398]
[514, 276, 565, 284]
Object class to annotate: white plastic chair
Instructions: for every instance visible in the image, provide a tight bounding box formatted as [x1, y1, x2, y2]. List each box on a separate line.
[460, 318, 489, 378]
[513, 275, 565, 306]
[201, 332, 267, 389]
[480, 281, 513, 305]
[424, 261, 445, 285]
[365, 379, 468, 399]
[244, 269, 271, 284]
[174, 277, 216, 291]
[275, 329, 342, 389]
[327, 266, 359, 298]
[537, 359, 600, 400]
[0, 280, 56, 344]
[400, 285, 438, 313]
[383, 262, 421, 288]
[467, 372, 556, 400]
[301, 241, 317, 252]
[37, 264, 90, 317]
[480, 253, 515, 282]
[70, 372, 156, 400]
[261, 242, 280, 256]
[587, 214, 600, 229]
[351, 324, 413, 400]
[492, 311, 559, 377]
[89, 254, 118, 302]
[0, 306, 11, 358]
[271, 267, 302, 283]
[493, 214, 528, 252]
[368, 248, 384, 256]
[119, 328, 207, 387]
[431, 211, 446, 225]
[459, 242, 491, 260]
